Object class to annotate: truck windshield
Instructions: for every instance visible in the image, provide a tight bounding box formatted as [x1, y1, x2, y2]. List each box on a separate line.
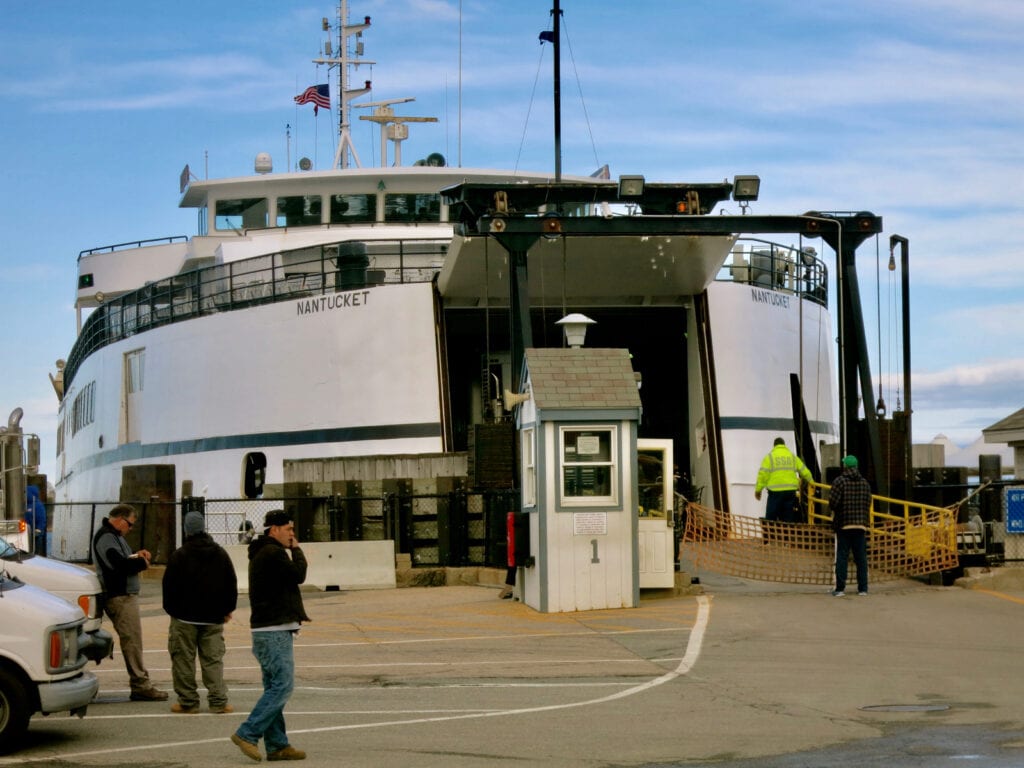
[0, 537, 21, 558]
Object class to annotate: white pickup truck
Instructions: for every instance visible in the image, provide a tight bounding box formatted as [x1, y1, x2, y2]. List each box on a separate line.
[0, 573, 101, 754]
[0, 529, 113, 663]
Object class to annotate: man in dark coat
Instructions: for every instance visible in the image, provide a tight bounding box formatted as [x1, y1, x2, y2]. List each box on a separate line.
[829, 455, 872, 596]
[162, 511, 238, 714]
[231, 509, 310, 762]
[93, 503, 167, 701]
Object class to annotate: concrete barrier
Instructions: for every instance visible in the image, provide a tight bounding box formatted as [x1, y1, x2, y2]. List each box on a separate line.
[226, 540, 396, 593]
[955, 564, 1024, 591]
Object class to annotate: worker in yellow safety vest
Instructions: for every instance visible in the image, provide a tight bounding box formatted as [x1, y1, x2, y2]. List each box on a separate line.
[754, 437, 813, 523]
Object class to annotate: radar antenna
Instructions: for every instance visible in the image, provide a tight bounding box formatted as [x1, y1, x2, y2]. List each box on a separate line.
[356, 98, 438, 167]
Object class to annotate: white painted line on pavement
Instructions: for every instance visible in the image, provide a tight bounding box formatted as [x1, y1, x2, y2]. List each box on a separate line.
[1, 596, 711, 764]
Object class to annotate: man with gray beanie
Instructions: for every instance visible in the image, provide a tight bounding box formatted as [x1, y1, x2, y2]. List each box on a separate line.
[162, 510, 238, 714]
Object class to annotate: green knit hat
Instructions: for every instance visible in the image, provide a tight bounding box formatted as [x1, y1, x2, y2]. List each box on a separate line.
[842, 455, 858, 468]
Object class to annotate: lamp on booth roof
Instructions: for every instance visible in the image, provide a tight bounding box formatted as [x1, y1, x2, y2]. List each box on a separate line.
[556, 313, 596, 348]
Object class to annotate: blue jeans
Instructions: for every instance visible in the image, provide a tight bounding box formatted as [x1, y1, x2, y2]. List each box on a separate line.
[835, 529, 868, 593]
[235, 630, 295, 753]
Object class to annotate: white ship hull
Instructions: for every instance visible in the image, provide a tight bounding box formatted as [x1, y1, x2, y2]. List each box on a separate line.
[57, 281, 444, 504]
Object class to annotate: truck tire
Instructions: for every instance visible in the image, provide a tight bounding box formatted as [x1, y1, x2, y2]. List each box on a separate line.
[0, 667, 31, 755]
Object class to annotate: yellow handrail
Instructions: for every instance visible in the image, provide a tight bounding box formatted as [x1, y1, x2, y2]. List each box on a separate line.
[681, 481, 960, 584]
[803, 480, 958, 564]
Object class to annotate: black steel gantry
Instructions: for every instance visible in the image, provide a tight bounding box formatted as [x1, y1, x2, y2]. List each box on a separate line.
[442, 181, 888, 495]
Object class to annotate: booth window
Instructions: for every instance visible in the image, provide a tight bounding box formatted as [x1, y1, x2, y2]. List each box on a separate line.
[559, 426, 617, 507]
[522, 428, 536, 507]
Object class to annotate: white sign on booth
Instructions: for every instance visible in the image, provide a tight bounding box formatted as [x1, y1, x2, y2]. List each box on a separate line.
[573, 512, 607, 536]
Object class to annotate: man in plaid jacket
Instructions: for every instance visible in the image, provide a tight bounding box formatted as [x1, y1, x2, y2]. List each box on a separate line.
[829, 455, 872, 596]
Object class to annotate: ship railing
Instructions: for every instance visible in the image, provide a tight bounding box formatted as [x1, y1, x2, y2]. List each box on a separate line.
[716, 238, 828, 306]
[64, 237, 450, 391]
[47, 488, 520, 569]
[78, 235, 189, 261]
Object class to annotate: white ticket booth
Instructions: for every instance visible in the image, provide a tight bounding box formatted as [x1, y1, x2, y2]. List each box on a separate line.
[637, 438, 676, 588]
[515, 347, 642, 613]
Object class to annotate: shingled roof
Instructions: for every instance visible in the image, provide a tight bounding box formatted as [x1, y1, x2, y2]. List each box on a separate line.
[525, 348, 642, 411]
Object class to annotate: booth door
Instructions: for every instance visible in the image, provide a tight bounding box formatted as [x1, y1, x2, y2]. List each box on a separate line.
[637, 438, 675, 588]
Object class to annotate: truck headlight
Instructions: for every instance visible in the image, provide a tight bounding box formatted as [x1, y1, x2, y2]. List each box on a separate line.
[48, 625, 80, 671]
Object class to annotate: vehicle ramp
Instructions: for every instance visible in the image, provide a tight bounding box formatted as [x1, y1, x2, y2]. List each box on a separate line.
[680, 485, 959, 585]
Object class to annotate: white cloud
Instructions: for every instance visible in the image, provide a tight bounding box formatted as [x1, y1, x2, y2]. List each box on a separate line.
[913, 358, 1024, 408]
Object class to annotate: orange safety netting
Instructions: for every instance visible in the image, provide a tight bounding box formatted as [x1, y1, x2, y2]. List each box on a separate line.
[680, 502, 959, 585]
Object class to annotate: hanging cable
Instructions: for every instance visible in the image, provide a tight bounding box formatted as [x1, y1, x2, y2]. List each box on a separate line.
[515, 36, 548, 173]
[561, 234, 568, 319]
[874, 233, 898, 493]
[539, 239, 548, 347]
[484, 236, 492, 420]
[795, 239, 806, 444]
[887, 243, 902, 412]
[560, 15, 601, 170]
[874, 235, 886, 417]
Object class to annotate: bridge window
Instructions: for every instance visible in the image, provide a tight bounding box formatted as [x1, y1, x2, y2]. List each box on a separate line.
[215, 198, 268, 231]
[276, 195, 322, 227]
[384, 193, 441, 223]
[330, 193, 376, 223]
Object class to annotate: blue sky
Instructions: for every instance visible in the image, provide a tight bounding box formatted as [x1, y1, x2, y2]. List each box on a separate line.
[2, 0, 1023, 483]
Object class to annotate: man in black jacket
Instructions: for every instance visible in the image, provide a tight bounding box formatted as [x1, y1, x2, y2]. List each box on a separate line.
[162, 511, 238, 714]
[231, 509, 310, 762]
[93, 503, 167, 701]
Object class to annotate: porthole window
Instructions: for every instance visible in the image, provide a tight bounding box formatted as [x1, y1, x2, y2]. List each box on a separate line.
[242, 452, 267, 499]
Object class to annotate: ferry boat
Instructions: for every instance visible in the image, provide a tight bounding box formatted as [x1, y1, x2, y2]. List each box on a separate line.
[51, 2, 867, 571]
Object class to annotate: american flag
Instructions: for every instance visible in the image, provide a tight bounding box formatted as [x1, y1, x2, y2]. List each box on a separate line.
[294, 84, 330, 115]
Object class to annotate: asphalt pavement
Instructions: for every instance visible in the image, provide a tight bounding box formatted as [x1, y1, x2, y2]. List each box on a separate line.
[5, 568, 1024, 767]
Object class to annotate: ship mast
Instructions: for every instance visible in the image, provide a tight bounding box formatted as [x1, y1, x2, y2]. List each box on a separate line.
[551, 0, 562, 182]
[313, 0, 373, 169]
